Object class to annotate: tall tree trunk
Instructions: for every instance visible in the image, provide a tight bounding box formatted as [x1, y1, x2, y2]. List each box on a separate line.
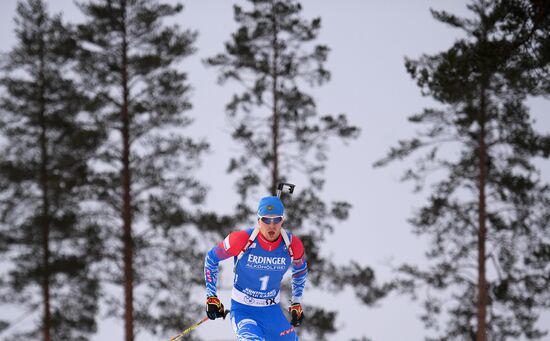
[120, 1, 134, 340]
[270, 1, 279, 196]
[476, 84, 488, 341]
[38, 34, 51, 341]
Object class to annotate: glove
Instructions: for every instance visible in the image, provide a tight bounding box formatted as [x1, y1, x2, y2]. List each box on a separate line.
[206, 296, 227, 320]
[288, 302, 304, 327]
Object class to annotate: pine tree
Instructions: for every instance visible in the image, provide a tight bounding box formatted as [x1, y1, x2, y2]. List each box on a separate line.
[375, 1, 550, 339]
[0, 1, 104, 340]
[75, 0, 208, 339]
[205, 1, 387, 339]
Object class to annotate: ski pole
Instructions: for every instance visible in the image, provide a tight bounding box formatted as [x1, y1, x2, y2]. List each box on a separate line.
[169, 316, 208, 341]
[169, 311, 230, 341]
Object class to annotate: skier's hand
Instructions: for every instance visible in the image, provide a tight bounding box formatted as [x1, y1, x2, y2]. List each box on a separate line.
[288, 302, 304, 327]
[206, 296, 227, 320]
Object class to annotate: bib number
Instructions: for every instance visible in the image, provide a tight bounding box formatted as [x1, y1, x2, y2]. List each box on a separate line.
[259, 275, 269, 291]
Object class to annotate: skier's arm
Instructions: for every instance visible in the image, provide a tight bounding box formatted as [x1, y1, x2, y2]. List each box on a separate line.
[204, 230, 249, 297]
[289, 235, 308, 303]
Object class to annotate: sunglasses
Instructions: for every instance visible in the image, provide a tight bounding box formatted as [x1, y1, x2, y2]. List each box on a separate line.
[259, 216, 284, 224]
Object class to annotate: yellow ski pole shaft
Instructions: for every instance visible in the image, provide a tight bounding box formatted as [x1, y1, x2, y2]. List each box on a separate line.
[169, 316, 208, 341]
[169, 311, 230, 341]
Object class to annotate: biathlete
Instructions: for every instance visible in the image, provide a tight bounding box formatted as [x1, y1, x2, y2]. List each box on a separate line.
[204, 195, 308, 340]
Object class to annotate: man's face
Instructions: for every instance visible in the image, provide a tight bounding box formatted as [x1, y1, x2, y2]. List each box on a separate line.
[258, 215, 284, 242]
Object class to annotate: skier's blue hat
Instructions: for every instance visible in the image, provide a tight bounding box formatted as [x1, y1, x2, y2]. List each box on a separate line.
[257, 196, 284, 216]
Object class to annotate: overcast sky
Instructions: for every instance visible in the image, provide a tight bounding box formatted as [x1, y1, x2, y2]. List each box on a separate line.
[0, 1, 548, 340]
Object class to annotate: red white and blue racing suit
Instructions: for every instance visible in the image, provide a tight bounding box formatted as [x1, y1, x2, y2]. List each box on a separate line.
[205, 228, 308, 340]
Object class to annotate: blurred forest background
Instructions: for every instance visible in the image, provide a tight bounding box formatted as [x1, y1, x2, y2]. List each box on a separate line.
[0, 1, 548, 341]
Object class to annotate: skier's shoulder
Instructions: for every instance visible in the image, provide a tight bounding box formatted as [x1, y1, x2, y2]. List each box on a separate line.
[286, 230, 305, 260]
[220, 228, 254, 256]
